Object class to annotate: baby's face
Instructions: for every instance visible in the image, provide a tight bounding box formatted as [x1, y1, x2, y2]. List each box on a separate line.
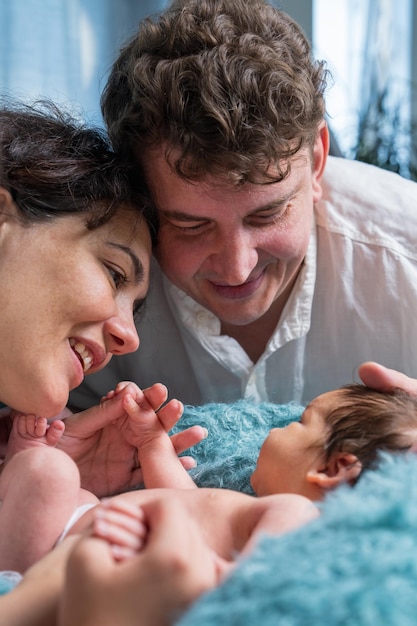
[250, 390, 343, 498]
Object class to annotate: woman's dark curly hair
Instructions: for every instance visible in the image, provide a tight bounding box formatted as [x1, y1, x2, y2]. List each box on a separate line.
[0, 99, 156, 237]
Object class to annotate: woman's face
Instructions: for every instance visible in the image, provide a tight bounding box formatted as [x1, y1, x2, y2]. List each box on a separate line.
[0, 202, 151, 417]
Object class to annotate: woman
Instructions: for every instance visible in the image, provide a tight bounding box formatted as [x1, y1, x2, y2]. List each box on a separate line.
[0, 101, 151, 419]
[0, 100, 211, 625]
[0, 100, 202, 494]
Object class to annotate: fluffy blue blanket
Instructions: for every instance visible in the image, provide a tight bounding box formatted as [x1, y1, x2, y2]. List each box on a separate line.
[172, 400, 417, 625]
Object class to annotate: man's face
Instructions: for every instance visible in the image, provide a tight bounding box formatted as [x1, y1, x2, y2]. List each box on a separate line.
[142, 132, 326, 329]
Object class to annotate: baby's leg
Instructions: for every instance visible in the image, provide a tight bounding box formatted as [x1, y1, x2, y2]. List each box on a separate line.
[91, 498, 148, 561]
[0, 447, 90, 572]
[5, 413, 65, 461]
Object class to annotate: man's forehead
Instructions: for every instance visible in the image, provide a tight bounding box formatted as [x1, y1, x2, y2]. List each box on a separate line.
[138, 141, 312, 188]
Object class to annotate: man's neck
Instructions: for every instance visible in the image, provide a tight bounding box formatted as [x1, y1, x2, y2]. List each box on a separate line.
[221, 299, 283, 363]
[220, 273, 300, 363]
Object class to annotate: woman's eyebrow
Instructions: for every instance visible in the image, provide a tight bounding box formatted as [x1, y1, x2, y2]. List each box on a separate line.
[107, 242, 145, 284]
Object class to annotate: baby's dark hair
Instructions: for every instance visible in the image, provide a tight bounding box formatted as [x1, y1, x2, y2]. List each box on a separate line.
[0, 99, 156, 237]
[322, 384, 417, 477]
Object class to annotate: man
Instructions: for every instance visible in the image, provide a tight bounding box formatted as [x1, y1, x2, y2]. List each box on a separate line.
[71, 0, 417, 409]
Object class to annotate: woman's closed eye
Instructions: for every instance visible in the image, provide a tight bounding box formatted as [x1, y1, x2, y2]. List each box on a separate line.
[105, 263, 128, 289]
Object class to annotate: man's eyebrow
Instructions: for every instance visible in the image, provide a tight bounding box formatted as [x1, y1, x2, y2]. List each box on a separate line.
[254, 183, 303, 211]
[252, 196, 292, 211]
[159, 210, 206, 221]
[107, 242, 145, 283]
[159, 188, 300, 221]
[160, 200, 287, 222]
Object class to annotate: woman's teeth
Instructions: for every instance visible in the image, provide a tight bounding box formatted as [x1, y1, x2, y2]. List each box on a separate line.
[69, 338, 93, 372]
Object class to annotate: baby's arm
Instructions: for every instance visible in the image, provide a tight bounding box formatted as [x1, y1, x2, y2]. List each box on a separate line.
[241, 494, 320, 558]
[5, 413, 65, 462]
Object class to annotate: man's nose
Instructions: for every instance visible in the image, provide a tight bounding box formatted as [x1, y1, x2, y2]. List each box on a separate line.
[210, 231, 259, 284]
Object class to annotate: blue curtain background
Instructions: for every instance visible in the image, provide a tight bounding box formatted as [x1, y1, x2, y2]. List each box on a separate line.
[314, 0, 412, 171]
[0, 0, 414, 165]
[0, 0, 169, 125]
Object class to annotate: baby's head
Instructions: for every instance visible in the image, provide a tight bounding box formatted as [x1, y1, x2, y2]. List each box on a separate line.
[251, 384, 417, 500]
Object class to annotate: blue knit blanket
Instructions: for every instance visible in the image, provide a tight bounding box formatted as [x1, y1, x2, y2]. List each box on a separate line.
[172, 399, 417, 625]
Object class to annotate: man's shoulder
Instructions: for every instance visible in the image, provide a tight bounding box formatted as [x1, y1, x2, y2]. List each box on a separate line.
[323, 156, 417, 204]
[318, 156, 417, 251]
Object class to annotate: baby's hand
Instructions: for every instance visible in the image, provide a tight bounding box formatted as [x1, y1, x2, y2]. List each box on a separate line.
[92, 498, 148, 561]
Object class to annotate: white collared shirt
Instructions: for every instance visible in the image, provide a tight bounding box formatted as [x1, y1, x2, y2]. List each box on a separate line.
[71, 156, 417, 408]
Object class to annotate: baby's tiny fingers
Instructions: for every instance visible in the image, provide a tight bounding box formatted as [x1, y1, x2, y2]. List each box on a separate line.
[34, 416, 48, 437]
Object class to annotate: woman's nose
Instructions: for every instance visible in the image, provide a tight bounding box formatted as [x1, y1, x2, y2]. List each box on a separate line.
[103, 312, 139, 355]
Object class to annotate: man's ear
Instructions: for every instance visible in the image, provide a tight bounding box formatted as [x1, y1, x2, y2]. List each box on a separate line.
[311, 121, 329, 203]
[306, 453, 362, 491]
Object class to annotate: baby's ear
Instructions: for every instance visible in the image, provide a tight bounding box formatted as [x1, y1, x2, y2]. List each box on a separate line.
[306, 453, 362, 491]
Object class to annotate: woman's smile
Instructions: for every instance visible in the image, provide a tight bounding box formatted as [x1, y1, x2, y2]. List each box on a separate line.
[69, 339, 94, 374]
[0, 208, 151, 417]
